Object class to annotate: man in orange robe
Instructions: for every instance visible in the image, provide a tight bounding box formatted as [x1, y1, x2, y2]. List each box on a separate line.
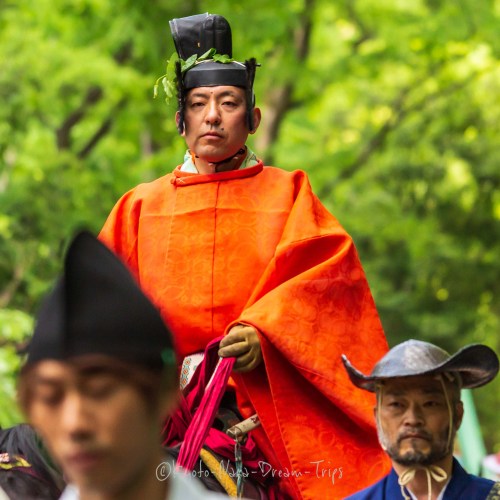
[99, 13, 390, 499]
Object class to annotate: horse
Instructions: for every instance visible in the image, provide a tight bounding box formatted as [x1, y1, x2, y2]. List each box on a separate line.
[0, 423, 64, 500]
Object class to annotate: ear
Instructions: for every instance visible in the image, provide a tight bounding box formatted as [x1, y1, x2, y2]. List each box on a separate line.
[455, 401, 464, 430]
[249, 107, 261, 134]
[175, 111, 185, 136]
[373, 404, 388, 451]
[158, 387, 180, 425]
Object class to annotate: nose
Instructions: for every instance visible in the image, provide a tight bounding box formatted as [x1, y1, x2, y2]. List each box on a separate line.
[204, 99, 221, 125]
[61, 393, 93, 441]
[403, 402, 425, 427]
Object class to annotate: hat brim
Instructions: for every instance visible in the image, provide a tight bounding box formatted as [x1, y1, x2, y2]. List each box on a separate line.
[342, 344, 499, 392]
[184, 61, 248, 89]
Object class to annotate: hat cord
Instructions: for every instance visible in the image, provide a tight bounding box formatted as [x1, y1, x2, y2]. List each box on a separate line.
[398, 465, 447, 500]
[377, 375, 453, 499]
[437, 373, 454, 452]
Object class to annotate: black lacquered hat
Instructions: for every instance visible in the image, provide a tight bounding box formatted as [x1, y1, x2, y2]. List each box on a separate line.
[169, 13, 251, 89]
[342, 339, 499, 392]
[27, 231, 175, 369]
[168, 13, 257, 131]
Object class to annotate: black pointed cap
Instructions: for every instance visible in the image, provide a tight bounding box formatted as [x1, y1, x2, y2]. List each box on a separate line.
[27, 231, 175, 369]
[169, 13, 250, 89]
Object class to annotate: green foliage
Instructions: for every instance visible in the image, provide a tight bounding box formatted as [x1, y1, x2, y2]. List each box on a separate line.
[0, 309, 32, 426]
[154, 52, 180, 103]
[1, 0, 499, 454]
[154, 48, 234, 104]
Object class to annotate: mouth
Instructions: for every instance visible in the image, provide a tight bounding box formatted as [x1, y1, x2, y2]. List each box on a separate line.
[65, 451, 104, 472]
[399, 433, 430, 442]
[202, 132, 223, 139]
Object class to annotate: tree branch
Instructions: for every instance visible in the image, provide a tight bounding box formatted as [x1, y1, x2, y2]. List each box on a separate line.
[256, 0, 315, 163]
[56, 86, 104, 150]
[77, 98, 127, 159]
[56, 42, 132, 152]
[345, 0, 374, 52]
[0, 262, 25, 309]
[317, 65, 493, 199]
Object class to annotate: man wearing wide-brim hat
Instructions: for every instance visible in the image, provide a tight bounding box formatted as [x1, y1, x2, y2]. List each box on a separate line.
[342, 339, 500, 500]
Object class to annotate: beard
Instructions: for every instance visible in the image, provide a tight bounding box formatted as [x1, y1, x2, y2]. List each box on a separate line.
[387, 441, 449, 466]
[378, 425, 453, 467]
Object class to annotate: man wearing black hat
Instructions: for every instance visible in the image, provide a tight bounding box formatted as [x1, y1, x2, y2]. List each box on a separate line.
[100, 13, 390, 498]
[18, 232, 232, 500]
[342, 339, 500, 499]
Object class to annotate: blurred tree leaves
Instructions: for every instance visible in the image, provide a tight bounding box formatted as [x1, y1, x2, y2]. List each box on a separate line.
[1, 0, 499, 453]
[0, 309, 32, 424]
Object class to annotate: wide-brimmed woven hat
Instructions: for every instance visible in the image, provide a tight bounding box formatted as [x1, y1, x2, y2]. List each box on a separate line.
[342, 339, 499, 392]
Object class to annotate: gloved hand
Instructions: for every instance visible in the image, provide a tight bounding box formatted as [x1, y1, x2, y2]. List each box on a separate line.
[218, 324, 263, 373]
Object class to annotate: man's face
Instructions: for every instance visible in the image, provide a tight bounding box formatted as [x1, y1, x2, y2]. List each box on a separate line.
[179, 85, 260, 168]
[375, 375, 463, 467]
[27, 360, 167, 494]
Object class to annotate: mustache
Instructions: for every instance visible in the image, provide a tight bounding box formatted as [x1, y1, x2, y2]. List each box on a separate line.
[397, 428, 433, 443]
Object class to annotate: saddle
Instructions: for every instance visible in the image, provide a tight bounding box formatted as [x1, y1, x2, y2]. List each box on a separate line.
[162, 338, 276, 498]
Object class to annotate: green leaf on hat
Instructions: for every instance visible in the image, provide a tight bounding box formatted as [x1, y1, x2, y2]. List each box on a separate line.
[153, 49, 234, 105]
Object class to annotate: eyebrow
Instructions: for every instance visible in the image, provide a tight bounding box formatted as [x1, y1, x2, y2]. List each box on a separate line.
[31, 376, 64, 388]
[78, 366, 116, 377]
[188, 90, 242, 100]
[384, 388, 444, 397]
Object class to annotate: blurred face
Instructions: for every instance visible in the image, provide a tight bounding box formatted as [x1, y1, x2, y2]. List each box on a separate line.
[26, 361, 171, 496]
[178, 85, 260, 173]
[376, 375, 463, 467]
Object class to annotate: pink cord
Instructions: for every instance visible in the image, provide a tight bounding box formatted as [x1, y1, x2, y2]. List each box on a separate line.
[176, 339, 236, 471]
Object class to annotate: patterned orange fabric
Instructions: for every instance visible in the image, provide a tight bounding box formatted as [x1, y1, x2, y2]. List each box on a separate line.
[99, 162, 391, 498]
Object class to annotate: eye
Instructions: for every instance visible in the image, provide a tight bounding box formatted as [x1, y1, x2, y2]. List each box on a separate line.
[383, 399, 404, 412]
[83, 378, 120, 400]
[187, 100, 205, 109]
[423, 400, 443, 408]
[34, 388, 64, 407]
[388, 401, 403, 408]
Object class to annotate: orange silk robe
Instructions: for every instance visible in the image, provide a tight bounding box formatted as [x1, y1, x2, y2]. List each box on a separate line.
[99, 161, 390, 499]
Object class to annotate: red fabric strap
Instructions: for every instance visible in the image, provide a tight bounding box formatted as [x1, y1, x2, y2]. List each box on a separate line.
[175, 338, 235, 471]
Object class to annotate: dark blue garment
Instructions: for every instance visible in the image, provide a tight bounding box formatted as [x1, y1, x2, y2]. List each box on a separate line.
[345, 458, 497, 499]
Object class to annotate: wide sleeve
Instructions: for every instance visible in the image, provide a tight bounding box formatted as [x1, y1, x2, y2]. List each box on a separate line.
[231, 172, 390, 498]
[98, 188, 141, 281]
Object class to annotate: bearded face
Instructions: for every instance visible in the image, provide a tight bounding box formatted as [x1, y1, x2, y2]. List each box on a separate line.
[375, 375, 462, 467]
[378, 419, 452, 466]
